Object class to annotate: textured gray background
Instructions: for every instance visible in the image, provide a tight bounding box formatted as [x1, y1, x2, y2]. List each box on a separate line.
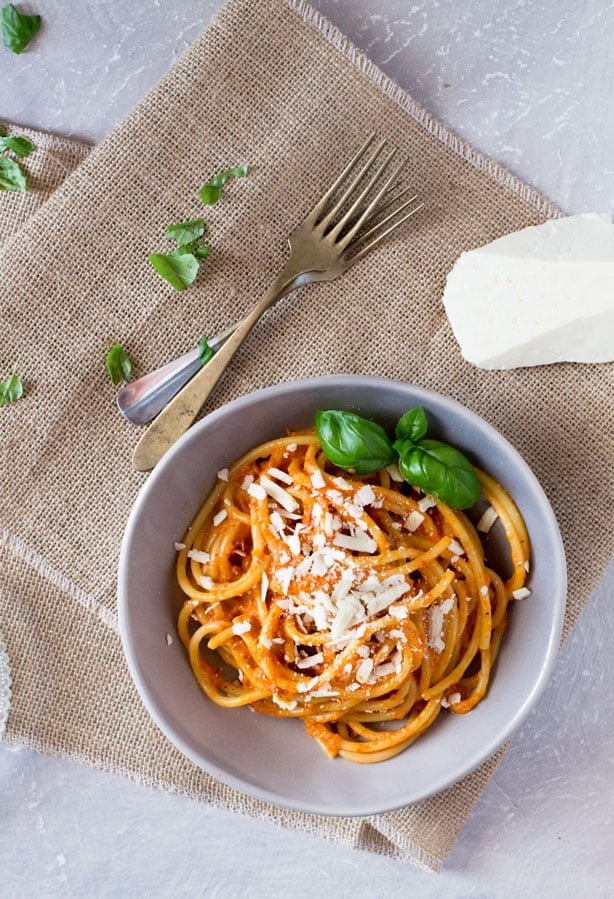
[2, 1, 614, 895]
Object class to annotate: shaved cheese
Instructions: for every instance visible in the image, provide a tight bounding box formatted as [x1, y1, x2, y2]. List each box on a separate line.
[331, 571, 355, 605]
[386, 462, 404, 482]
[260, 474, 298, 512]
[477, 505, 498, 533]
[296, 652, 323, 669]
[241, 475, 254, 490]
[448, 540, 464, 556]
[310, 469, 326, 489]
[232, 620, 251, 635]
[356, 644, 370, 658]
[217, 468, 229, 481]
[365, 579, 410, 616]
[448, 691, 461, 705]
[247, 482, 266, 500]
[268, 466, 293, 485]
[333, 531, 378, 553]
[213, 509, 227, 526]
[261, 572, 269, 604]
[269, 511, 285, 534]
[373, 662, 395, 679]
[276, 567, 294, 595]
[404, 511, 424, 532]
[356, 658, 374, 683]
[174, 541, 186, 550]
[260, 634, 272, 649]
[286, 442, 298, 452]
[187, 549, 210, 563]
[165, 633, 173, 646]
[198, 574, 214, 589]
[428, 605, 445, 654]
[355, 484, 376, 506]
[272, 696, 297, 711]
[512, 587, 532, 600]
[418, 495, 437, 512]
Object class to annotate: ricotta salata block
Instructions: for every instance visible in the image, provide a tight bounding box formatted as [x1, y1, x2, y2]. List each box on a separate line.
[442, 213, 614, 370]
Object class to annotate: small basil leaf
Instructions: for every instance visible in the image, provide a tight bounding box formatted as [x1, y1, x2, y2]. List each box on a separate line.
[315, 410, 396, 475]
[149, 247, 200, 291]
[1, 3, 41, 53]
[0, 155, 26, 191]
[193, 244, 210, 260]
[0, 372, 23, 406]
[0, 134, 35, 157]
[105, 343, 132, 386]
[398, 438, 481, 509]
[198, 336, 214, 365]
[164, 218, 205, 247]
[395, 406, 428, 443]
[200, 165, 248, 205]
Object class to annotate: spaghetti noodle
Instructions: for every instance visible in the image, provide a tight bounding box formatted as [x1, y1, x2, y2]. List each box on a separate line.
[176, 430, 530, 764]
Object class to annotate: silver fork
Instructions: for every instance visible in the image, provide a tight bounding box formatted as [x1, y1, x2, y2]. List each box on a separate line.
[131, 135, 423, 471]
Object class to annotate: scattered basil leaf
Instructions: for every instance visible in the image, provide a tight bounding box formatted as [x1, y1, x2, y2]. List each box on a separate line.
[315, 410, 396, 475]
[395, 406, 428, 443]
[105, 342, 132, 386]
[397, 438, 481, 510]
[198, 336, 215, 365]
[149, 247, 200, 291]
[0, 134, 35, 157]
[164, 218, 205, 247]
[200, 165, 248, 205]
[0, 372, 23, 406]
[1, 3, 41, 53]
[193, 244, 210, 260]
[0, 154, 26, 191]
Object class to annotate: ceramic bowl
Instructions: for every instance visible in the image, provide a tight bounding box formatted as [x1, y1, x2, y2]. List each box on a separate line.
[118, 375, 566, 816]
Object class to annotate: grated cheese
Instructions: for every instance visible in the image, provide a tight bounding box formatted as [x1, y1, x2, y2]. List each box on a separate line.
[404, 511, 424, 532]
[310, 469, 326, 489]
[247, 482, 266, 500]
[174, 541, 186, 551]
[512, 587, 532, 600]
[213, 509, 227, 526]
[477, 505, 498, 533]
[268, 466, 294, 485]
[333, 531, 378, 554]
[217, 468, 229, 482]
[232, 620, 251, 636]
[356, 658, 374, 683]
[418, 495, 437, 512]
[296, 652, 323, 669]
[260, 474, 298, 512]
[187, 548, 211, 563]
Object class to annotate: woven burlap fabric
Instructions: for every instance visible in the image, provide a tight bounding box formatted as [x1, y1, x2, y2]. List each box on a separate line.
[1, 0, 612, 872]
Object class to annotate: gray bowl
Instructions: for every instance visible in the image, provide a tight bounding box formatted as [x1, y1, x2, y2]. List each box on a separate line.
[118, 375, 566, 816]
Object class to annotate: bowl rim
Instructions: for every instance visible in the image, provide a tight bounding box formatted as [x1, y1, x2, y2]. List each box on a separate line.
[118, 374, 567, 816]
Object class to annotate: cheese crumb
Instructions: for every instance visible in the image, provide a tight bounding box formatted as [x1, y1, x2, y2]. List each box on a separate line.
[232, 620, 251, 636]
[310, 469, 326, 489]
[217, 468, 229, 482]
[512, 587, 532, 600]
[187, 548, 211, 563]
[213, 509, 227, 526]
[165, 633, 173, 646]
[404, 511, 424, 532]
[247, 482, 266, 500]
[477, 505, 498, 533]
[174, 541, 186, 551]
[418, 495, 437, 512]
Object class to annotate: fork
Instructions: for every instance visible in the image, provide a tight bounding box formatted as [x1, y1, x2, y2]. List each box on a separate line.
[131, 134, 423, 471]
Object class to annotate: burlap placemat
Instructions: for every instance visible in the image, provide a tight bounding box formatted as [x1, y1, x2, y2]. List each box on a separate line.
[1, 0, 612, 872]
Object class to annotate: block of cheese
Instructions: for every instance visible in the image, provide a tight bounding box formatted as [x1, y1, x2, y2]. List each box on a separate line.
[442, 213, 614, 370]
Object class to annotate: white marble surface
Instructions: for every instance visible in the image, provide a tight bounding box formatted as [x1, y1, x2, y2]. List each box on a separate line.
[2, 1, 614, 895]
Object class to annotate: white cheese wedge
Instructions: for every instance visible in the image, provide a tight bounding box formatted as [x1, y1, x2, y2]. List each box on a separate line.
[442, 213, 614, 369]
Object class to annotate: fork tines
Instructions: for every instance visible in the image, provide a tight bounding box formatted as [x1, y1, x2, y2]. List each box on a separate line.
[312, 133, 423, 259]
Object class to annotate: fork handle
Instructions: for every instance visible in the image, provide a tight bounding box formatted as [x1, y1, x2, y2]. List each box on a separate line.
[131, 272, 295, 471]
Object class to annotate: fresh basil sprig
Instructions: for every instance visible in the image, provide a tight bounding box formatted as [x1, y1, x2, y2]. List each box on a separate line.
[1, 3, 41, 53]
[0, 127, 35, 192]
[150, 217, 209, 290]
[200, 165, 248, 206]
[316, 407, 481, 509]
[315, 410, 396, 475]
[0, 372, 23, 406]
[105, 342, 132, 385]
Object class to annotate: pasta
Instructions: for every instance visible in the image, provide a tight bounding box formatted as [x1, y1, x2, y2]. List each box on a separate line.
[176, 431, 530, 764]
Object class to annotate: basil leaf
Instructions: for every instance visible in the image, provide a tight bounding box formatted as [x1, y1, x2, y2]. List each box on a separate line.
[0, 134, 35, 157]
[200, 165, 248, 205]
[315, 410, 396, 475]
[0, 372, 23, 406]
[149, 246, 200, 291]
[395, 406, 428, 443]
[164, 218, 205, 247]
[0, 155, 26, 191]
[199, 336, 214, 365]
[105, 343, 132, 386]
[193, 244, 210, 260]
[398, 438, 481, 509]
[1, 3, 41, 53]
